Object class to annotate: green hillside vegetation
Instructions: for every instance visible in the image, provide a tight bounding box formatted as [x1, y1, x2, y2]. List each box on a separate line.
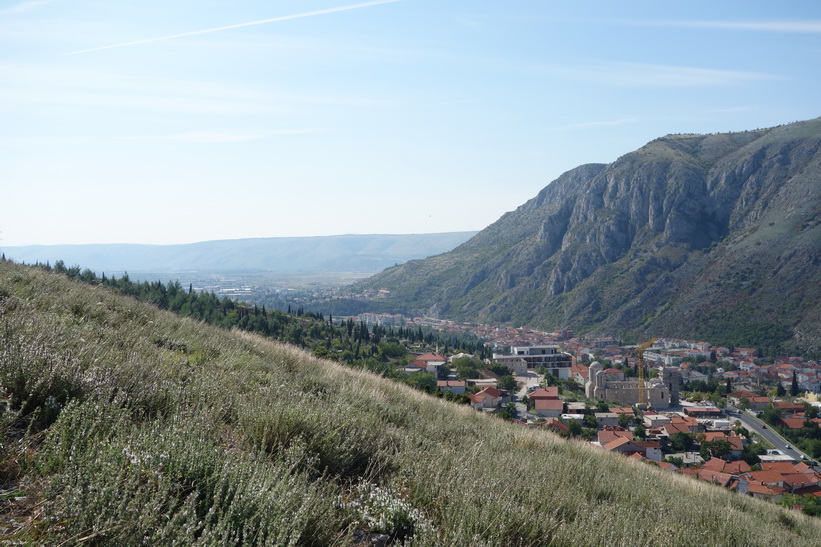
[23, 260, 490, 382]
[2, 260, 821, 544]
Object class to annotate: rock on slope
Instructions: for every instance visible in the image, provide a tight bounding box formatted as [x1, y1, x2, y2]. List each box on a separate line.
[356, 118, 821, 355]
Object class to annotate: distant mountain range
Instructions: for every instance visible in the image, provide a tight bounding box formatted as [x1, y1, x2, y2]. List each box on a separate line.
[354, 118, 821, 356]
[3, 232, 477, 275]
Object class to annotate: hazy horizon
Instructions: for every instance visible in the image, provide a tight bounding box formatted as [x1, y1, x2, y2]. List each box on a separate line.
[2, 229, 479, 249]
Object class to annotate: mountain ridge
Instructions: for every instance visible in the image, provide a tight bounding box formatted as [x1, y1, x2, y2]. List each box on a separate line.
[354, 118, 821, 356]
[2, 232, 477, 275]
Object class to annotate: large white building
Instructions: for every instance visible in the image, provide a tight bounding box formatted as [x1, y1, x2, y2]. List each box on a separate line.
[493, 345, 573, 379]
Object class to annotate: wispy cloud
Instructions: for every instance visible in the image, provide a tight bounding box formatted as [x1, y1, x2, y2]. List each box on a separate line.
[120, 129, 328, 144]
[712, 106, 760, 114]
[389, 99, 480, 110]
[63, 0, 400, 55]
[0, 136, 81, 146]
[650, 20, 821, 33]
[548, 118, 638, 131]
[556, 62, 775, 87]
[0, 0, 55, 17]
[580, 17, 821, 34]
[0, 63, 385, 114]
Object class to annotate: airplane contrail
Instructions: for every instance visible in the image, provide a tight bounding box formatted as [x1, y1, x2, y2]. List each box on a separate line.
[63, 0, 400, 56]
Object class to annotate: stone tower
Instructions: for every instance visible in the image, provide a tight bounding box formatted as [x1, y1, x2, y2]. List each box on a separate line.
[659, 367, 681, 406]
[585, 361, 603, 399]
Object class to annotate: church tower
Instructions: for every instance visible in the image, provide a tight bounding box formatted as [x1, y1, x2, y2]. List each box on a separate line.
[659, 367, 681, 406]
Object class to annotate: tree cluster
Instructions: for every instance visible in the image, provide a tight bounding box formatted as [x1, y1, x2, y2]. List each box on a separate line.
[31, 260, 490, 394]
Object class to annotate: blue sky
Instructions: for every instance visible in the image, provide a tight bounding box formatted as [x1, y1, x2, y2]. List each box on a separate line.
[2, 0, 820, 246]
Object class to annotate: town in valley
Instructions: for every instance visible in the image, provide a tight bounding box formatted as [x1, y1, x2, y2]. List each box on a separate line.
[344, 311, 821, 513]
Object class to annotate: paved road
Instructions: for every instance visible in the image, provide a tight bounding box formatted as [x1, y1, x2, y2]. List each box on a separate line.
[728, 407, 817, 466]
[513, 371, 543, 421]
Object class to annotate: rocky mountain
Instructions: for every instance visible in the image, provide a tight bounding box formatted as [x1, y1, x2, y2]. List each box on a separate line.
[3, 232, 477, 275]
[355, 118, 821, 356]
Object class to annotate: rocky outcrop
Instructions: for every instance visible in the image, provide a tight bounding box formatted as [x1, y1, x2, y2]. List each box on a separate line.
[356, 119, 821, 355]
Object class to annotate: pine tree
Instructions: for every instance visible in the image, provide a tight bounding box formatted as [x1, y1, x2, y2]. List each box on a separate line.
[791, 371, 800, 397]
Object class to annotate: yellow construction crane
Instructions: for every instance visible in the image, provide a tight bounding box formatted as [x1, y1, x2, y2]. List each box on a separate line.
[636, 338, 657, 408]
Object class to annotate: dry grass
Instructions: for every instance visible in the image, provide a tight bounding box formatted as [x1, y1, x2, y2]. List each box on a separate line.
[1, 260, 821, 545]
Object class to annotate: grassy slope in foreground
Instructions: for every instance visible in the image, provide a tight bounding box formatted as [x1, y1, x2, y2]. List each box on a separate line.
[1, 260, 820, 545]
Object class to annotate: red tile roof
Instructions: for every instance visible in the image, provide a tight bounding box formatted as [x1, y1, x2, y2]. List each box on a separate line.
[697, 469, 737, 487]
[702, 432, 743, 451]
[598, 428, 633, 445]
[530, 387, 559, 399]
[609, 406, 634, 415]
[603, 437, 640, 451]
[782, 473, 821, 489]
[477, 386, 502, 398]
[747, 470, 786, 485]
[703, 458, 750, 474]
[534, 399, 564, 411]
[793, 485, 821, 497]
[780, 417, 808, 429]
[542, 419, 569, 433]
[417, 353, 446, 362]
[727, 390, 758, 399]
[773, 401, 805, 412]
[702, 458, 728, 472]
[662, 423, 692, 436]
[724, 460, 752, 474]
[761, 462, 796, 473]
[747, 481, 786, 497]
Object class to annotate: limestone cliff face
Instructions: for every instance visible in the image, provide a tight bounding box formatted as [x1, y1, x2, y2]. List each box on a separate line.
[357, 119, 821, 355]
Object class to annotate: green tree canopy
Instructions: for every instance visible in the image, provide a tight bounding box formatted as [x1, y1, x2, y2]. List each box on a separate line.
[402, 372, 437, 393]
[497, 374, 518, 395]
[669, 432, 695, 452]
[700, 439, 732, 460]
[762, 405, 783, 426]
[452, 356, 484, 380]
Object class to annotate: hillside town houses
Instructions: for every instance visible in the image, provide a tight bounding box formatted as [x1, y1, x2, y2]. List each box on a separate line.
[351, 311, 821, 512]
[351, 312, 821, 395]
